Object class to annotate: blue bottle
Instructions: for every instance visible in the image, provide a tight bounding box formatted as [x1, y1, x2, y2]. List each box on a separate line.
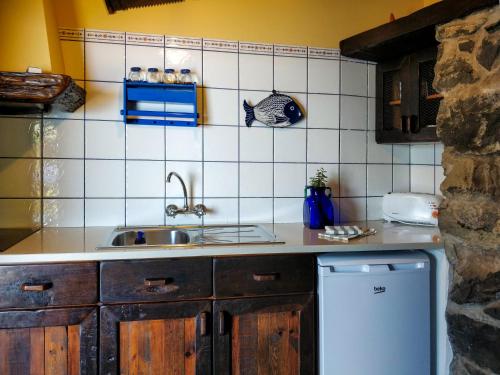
[303, 186, 335, 229]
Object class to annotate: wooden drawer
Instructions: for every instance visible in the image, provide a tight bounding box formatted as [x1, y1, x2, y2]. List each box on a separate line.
[214, 255, 315, 298]
[0, 263, 98, 309]
[100, 258, 212, 303]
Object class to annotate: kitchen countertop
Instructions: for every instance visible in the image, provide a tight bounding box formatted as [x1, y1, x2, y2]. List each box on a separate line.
[0, 221, 443, 264]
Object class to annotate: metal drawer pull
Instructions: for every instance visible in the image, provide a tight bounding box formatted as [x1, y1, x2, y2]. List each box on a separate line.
[21, 282, 52, 292]
[253, 272, 279, 281]
[199, 312, 208, 336]
[219, 311, 226, 336]
[144, 278, 170, 286]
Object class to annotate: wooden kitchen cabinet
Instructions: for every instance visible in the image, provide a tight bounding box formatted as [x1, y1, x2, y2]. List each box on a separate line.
[376, 47, 441, 144]
[213, 294, 315, 375]
[0, 262, 98, 374]
[214, 255, 316, 375]
[99, 301, 212, 375]
[0, 254, 316, 374]
[0, 307, 97, 374]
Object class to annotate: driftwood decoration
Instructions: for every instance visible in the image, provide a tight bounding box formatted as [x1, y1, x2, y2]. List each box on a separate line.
[0, 72, 85, 114]
[105, 0, 183, 14]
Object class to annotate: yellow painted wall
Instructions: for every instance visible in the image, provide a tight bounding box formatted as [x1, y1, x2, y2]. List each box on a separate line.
[0, 0, 63, 73]
[52, 0, 426, 48]
[0, 0, 50, 72]
[1, 0, 436, 74]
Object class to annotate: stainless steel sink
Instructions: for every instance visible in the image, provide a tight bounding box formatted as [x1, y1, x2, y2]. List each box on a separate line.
[111, 229, 191, 246]
[98, 224, 283, 249]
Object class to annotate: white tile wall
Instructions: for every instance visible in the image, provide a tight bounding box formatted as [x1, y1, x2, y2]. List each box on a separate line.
[341, 60, 368, 96]
[0, 29, 444, 228]
[239, 54, 273, 91]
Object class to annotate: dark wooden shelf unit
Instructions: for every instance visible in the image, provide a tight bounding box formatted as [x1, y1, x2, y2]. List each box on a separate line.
[340, 0, 496, 144]
[340, 0, 498, 62]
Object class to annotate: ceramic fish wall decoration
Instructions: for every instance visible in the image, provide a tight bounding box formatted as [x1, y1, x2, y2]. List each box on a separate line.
[243, 90, 304, 127]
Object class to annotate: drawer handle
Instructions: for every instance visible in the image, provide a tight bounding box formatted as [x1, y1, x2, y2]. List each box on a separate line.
[21, 282, 52, 292]
[253, 272, 279, 282]
[199, 311, 208, 336]
[219, 311, 226, 336]
[144, 278, 170, 287]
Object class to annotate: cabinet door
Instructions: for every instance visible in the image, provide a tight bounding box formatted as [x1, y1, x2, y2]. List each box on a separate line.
[0, 307, 97, 375]
[100, 300, 211, 375]
[376, 56, 413, 143]
[411, 46, 440, 142]
[214, 294, 314, 375]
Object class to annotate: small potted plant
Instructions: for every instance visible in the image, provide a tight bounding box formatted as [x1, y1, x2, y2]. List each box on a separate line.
[303, 168, 335, 229]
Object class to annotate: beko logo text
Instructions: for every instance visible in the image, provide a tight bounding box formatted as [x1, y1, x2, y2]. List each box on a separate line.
[373, 286, 386, 294]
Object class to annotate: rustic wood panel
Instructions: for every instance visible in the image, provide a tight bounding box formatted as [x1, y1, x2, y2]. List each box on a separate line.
[214, 294, 314, 375]
[0, 308, 97, 375]
[0, 323, 87, 375]
[29, 327, 45, 375]
[68, 325, 81, 375]
[118, 317, 197, 375]
[100, 258, 212, 303]
[0, 262, 98, 309]
[44, 326, 68, 375]
[214, 255, 315, 298]
[101, 301, 211, 374]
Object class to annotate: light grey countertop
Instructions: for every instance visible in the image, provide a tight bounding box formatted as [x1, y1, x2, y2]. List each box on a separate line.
[0, 221, 443, 264]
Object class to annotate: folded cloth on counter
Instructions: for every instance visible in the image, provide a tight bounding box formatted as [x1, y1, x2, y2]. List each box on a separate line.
[318, 228, 376, 243]
[324, 225, 364, 235]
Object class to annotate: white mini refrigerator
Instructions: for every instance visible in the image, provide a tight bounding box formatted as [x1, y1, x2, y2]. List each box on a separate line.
[318, 251, 430, 375]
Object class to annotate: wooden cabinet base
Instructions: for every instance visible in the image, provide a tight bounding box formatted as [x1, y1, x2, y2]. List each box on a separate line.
[214, 294, 315, 375]
[0, 307, 97, 375]
[100, 300, 211, 375]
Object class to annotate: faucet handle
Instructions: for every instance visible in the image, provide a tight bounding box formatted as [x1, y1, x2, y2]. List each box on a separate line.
[166, 204, 179, 217]
[193, 204, 207, 218]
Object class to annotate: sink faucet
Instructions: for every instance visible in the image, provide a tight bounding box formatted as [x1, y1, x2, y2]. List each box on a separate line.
[166, 172, 206, 218]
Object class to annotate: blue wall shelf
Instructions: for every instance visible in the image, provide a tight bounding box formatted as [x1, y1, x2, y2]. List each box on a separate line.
[120, 79, 198, 127]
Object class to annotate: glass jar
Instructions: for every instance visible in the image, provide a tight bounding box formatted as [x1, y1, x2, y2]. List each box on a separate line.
[146, 68, 161, 83]
[128, 66, 144, 81]
[163, 68, 177, 84]
[179, 68, 192, 84]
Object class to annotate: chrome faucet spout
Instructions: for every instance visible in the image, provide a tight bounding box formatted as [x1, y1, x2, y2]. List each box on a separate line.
[167, 171, 189, 210]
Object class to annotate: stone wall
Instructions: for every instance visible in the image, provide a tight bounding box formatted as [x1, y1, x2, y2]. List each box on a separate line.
[434, 5, 499, 375]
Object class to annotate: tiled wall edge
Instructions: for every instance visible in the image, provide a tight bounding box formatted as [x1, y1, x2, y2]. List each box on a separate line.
[126, 32, 164, 46]
[59, 27, 84, 41]
[203, 38, 239, 52]
[85, 29, 126, 44]
[308, 47, 340, 60]
[239, 42, 273, 55]
[165, 35, 202, 49]
[274, 44, 307, 57]
[58, 27, 341, 59]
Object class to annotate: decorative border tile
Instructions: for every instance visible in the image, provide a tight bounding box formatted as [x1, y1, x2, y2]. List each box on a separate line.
[239, 42, 273, 55]
[274, 44, 307, 57]
[203, 38, 238, 52]
[308, 47, 340, 60]
[126, 32, 164, 46]
[59, 28, 84, 41]
[165, 35, 202, 50]
[340, 55, 368, 64]
[85, 29, 125, 44]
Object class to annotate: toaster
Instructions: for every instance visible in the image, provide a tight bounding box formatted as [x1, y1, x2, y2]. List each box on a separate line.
[382, 193, 442, 226]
